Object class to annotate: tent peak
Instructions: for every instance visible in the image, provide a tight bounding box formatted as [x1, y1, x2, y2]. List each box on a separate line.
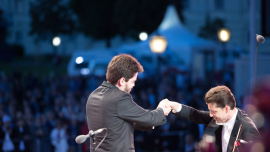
[158, 5, 182, 32]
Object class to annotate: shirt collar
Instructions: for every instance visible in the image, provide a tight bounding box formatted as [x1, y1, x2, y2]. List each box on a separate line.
[216, 108, 238, 127]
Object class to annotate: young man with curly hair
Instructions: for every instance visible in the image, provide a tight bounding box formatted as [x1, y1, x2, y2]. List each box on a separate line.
[86, 54, 171, 152]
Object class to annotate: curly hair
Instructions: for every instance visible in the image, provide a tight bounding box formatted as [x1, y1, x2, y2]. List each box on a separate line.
[204, 86, 236, 109]
[106, 54, 144, 85]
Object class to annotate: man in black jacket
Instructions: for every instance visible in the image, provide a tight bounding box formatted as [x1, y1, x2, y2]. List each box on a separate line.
[86, 54, 171, 152]
[169, 86, 260, 152]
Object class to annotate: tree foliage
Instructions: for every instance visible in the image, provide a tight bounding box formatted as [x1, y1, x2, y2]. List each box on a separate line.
[198, 15, 225, 41]
[29, 0, 77, 40]
[0, 9, 8, 42]
[70, 0, 117, 47]
[70, 0, 186, 47]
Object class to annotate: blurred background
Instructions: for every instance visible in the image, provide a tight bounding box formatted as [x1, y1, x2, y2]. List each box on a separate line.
[0, 0, 270, 152]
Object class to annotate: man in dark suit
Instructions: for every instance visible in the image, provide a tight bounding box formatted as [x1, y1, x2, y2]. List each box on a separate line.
[86, 54, 171, 152]
[169, 86, 260, 152]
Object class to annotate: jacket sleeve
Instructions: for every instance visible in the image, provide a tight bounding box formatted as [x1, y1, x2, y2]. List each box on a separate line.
[117, 92, 167, 127]
[242, 116, 261, 141]
[134, 123, 153, 132]
[173, 104, 212, 125]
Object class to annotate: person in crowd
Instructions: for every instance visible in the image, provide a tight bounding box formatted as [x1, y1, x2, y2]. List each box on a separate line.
[50, 120, 69, 152]
[1, 115, 15, 152]
[31, 115, 50, 152]
[13, 119, 31, 152]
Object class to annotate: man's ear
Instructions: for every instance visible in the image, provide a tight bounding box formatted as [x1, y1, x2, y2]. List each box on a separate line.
[225, 106, 230, 113]
[118, 77, 126, 86]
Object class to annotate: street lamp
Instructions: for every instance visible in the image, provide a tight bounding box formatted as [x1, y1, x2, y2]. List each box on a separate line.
[218, 28, 230, 42]
[149, 35, 167, 79]
[149, 35, 167, 54]
[217, 28, 230, 69]
[52, 36, 61, 64]
[52, 36, 61, 55]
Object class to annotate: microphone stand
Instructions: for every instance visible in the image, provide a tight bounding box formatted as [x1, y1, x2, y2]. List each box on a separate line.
[90, 134, 96, 152]
[90, 133, 96, 145]
[91, 128, 108, 152]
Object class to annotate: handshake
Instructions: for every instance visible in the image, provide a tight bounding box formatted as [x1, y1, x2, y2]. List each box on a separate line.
[157, 99, 180, 116]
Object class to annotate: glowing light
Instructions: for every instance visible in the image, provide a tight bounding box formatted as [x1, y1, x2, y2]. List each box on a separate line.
[251, 142, 265, 152]
[80, 68, 89, 75]
[139, 32, 148, 41]
[244, 104, 257, 115]
[205, 135, 215, 143]
[76, 56, 84, 64]
[52, 37, 61, 46]
[149, 36, 167, 54]
[218, 28, 230, 42]
[251, 112, 265, 129]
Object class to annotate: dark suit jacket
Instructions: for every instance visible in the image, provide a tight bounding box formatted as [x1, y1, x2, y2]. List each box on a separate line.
[86, 81, 167, 152]
[174, 105, 260, 152]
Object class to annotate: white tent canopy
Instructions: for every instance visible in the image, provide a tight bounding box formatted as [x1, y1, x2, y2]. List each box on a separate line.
[119, 5, 217, 65]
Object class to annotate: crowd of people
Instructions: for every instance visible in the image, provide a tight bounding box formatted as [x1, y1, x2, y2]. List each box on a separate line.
[0, 67, 235, 152]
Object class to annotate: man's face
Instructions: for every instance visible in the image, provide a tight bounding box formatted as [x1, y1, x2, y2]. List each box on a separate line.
[123, 73, 138, 93]
[207, 103, 228, 123]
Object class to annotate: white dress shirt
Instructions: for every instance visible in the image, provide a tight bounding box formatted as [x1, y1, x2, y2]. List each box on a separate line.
[216, 109, 238, 152]
[172, 103, 182, 113]
[173, 103, 239, 152]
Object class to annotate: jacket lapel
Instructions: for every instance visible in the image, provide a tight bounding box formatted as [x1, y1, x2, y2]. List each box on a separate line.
[227, 110, 241, 152]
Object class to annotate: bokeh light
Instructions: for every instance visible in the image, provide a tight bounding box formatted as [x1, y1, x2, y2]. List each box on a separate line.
[139, 32, 148, 41]
[76, 56, 84, 64]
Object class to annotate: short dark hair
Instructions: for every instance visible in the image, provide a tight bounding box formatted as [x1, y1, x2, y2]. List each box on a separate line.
[106, 54, 144, 85]
[204, 86, 236, 109]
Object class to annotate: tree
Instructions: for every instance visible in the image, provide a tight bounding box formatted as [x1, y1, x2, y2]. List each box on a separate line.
[0, 9, 8, 43]
[70, 0, 186, 47]
[0, 9, 13, 61]
[70, 0, 118, 47]
[29, 0, 77, 40]
[198, 15, 225, 41]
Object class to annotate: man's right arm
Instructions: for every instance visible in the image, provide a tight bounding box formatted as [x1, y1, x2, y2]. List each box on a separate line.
[170, 102, 212, 125]
[117, 93, 167, 127]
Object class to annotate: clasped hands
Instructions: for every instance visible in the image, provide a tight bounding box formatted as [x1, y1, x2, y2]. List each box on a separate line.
[157, 99, 179, 116]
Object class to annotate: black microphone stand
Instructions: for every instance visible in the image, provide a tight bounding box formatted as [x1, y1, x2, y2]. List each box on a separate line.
[91, 134, 96, 144]
[90, 134, 96, 152]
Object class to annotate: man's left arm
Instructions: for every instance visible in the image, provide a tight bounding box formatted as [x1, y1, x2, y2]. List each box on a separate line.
[242, 117, 260, 141]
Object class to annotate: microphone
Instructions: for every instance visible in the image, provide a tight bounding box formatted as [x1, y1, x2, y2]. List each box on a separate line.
[256, 34, 265, 43]
[239, 139, 252, 144]
[75, 130, 92, 144]
[75, 128, 106, 144]
[91, 128, 106, 135]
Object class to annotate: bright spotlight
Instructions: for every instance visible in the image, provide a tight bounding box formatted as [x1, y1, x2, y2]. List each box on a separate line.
[76, 56, 84, 64]
[139, 32, 148, 41]
[52, 37, 61, 46]
[80, 68, 89, 75]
